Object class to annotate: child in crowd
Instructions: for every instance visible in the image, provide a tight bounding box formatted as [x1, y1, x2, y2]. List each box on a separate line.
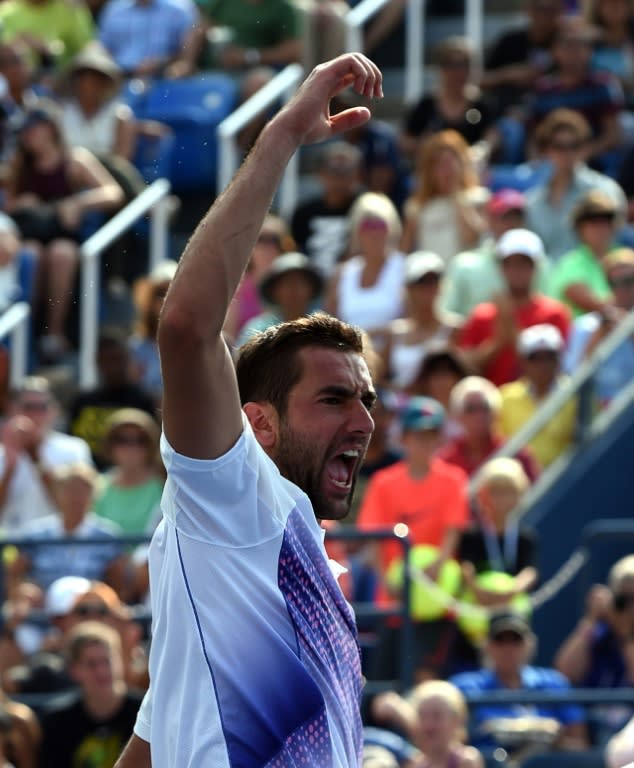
[371, 679, 483, 768]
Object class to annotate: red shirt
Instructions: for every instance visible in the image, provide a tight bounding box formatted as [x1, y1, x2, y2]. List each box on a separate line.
[458, 295, 571, 386]
[436, 434, 541, 481]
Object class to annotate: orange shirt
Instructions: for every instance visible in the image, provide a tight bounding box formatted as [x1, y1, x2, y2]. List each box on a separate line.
[357, 458, 469, 574]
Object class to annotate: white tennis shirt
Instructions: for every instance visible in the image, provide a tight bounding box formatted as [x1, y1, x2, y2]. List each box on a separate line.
[134, 417, 363, 767]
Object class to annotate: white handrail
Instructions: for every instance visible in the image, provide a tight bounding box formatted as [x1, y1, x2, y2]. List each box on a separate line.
[0, 302, 30, 388]
[469, 308, 634, 497]
[345, 0, 391, 55]
[216, 64, 304, 219]
[465, 0, 484, 75]
[344, 0, 426, 104]
[405, 0, 426, 104]
[79, 178, 172, 390]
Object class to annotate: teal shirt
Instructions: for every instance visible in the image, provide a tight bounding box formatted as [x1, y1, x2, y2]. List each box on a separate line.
[549, 243, 613, 318]
[200, 0, 302, 48]
[93, 475, 164, 535]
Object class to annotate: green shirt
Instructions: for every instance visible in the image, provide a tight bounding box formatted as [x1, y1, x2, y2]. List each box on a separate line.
[200, 0, 301, 48]
[93, 475, 164, 535]
[0, 0, 94, 66]
[549, 243, 613, 318]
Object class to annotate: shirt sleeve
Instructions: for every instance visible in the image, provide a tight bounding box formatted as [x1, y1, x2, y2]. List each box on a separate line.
[134, 687, 152, 742]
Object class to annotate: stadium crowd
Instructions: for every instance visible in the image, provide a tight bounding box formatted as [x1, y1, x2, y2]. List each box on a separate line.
[0, 0, 633, 766]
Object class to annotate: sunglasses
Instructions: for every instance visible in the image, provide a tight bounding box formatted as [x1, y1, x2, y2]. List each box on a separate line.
[110, 433, 147, 447]
[20, 400, 50, 412]
[73, 603, 110, 618]
[359, 217, 389, 232]
[609, 274, 634, 289]
[257, 233, 282, 248]
[614, 593, 634, 611]
[550, 140, 582, 152]
[463, 401, 491, 414]
[579, 213, 616, 225]
[526, 351, 558, 362]
[491, 631, 525, 644]
[441, 58, 470, 70]
[410, 273, 441, 287]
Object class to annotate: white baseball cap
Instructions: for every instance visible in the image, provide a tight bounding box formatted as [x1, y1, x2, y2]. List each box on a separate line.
[405, 250, 445, 284]
[496, 229, 544, 262]
[45, 576, 91, 617]
[517, 324, 564, 357]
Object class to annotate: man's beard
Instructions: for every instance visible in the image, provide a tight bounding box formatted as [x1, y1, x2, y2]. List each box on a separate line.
[273, 419, 356, 521]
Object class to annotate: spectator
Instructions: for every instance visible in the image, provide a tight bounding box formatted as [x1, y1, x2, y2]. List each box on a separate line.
[223, 214, 293, 344]
[325, 192, 405, 340]
[93, 409, 164, 536]
[481, 0, 564, 115]
[405, 346, 471, 421]
[186, 0, 303, 73]
[128, 260, 177, 408]
[371, 680, 483, 768]
[584, 0, 634, 105]
[459, 228, 571, 386]
[39, 621, 143, 768]
[563, 247, 634, 404]
[555, 554, 634, 745]
[0, 0, 94, 74]
[440, 189, 551, 319]
[4, 103, 124, 363]
[524, 108, 626, 261]
[0, 377, 92, 534]
[0, 214, 36, 315]
[68, 328, 156, 466]
[291, 141, 363, 277]
[400, 130, 488, 264]
[98, 0, 198, 79]
[402, 36, 497, 162]
[357, 397, 469, 680]
[0, 41, 41, 167]
[450, 611, 588, 756]
[0, 687, 39, 768]
[9, 462, 128, 595]
[529, 14, 625, 171]
[550, 189, 622, 316]
[377, 250, 462, 393]
[459, 457, 539, 605]
[498, 324, 577, 467]
[58, 43, 144, 204]
[437, 376, 540, 481]
[237, 252, 325, 346]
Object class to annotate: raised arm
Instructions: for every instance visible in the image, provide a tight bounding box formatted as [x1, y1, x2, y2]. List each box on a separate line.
[158, 54, 382, 460]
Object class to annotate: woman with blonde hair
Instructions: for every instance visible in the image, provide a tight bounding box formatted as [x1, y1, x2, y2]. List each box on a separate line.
[325, 191, 405, 341]
[372, 679, 483, 768]
[400, 130, 487, 264]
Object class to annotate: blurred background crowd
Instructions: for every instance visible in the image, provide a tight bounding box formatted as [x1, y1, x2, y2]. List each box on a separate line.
[0, 0, 634, 766]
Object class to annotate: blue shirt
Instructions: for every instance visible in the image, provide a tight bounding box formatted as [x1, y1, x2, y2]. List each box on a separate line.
[563, 312, 634, 404]
[98, 0, 198, 72]
[450, 666, 585, 749]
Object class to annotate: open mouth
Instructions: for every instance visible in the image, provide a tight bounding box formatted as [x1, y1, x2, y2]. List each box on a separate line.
[325, 449, 360, 492]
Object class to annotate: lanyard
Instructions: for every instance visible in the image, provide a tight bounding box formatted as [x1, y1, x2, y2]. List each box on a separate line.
[481, 520, 519, 573]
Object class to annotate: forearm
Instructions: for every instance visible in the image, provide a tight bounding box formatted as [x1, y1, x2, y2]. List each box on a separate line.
[163, 118, 298, 337]
[69, 186, 124, 212]
[564, 284, 610, 315]
[554, 619, 595, 682]
[114, 734, 151, 768]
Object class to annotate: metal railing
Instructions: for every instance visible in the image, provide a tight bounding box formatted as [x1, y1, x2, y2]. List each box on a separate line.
[216, 64, 303, 219]
[79, 178, 172, 390]
[0, 301, 30, 388]
[469, 309, 634, 499]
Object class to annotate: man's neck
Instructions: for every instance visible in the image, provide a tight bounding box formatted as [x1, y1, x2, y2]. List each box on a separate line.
[83, 686, 125, 720]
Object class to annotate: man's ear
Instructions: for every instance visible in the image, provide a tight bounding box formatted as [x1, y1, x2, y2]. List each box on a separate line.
[243, 402, 279, 452]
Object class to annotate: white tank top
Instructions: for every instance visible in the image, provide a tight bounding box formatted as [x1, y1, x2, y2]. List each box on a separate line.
[337, 251, 405, 332]
[390, 324, 453, 390]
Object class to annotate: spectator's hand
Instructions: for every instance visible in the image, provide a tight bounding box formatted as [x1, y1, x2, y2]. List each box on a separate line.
[585, 583, 613, 623]
[492, 293, 517, 347]
[0, 231, 20, 267]
[133, 57, 165, 77]
[57, 198, 83, 231]
[275, 53, 382, 147]
[461, 560, 477, 588]
[164, 58, 195, 79]
[422, 558, 441, 583]
[371, 691, 406, 724]
[1, 415, 38, 468]
[219, 46, 250, 70]
[13, 194, 41, 209]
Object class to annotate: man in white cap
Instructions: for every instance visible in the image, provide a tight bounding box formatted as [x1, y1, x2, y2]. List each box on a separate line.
[498, 323, 577, 467]
[459, 228, 571, 386]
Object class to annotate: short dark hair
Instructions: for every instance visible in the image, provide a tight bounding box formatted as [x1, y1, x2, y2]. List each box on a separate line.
[236, 312, 366, 416]
[535, 108, 592, 149]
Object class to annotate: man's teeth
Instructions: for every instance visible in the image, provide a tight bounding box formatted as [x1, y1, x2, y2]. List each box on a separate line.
[342, 450, 359, 458]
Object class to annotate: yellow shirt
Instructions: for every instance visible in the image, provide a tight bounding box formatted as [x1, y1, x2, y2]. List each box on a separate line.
[498, 377, 577, 468]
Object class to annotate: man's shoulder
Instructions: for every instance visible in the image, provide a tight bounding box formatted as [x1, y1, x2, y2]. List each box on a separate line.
[523, 665, 570, 689]
[449, 667, 496, 692]
[531, 293, 569, 317]
[499, 379, 530, 401]
[467, 301, 498, 322]
[369, 460, 407, 487]
[41, 691, 83, 723]
[43, 430, 91, 461]
[429, 457, 468, 486]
